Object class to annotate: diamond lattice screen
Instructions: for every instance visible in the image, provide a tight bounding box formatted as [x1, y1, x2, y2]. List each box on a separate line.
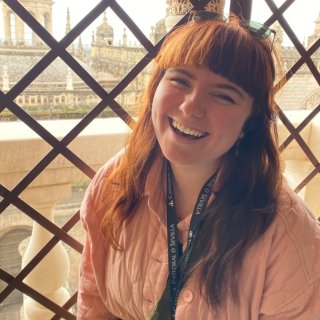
[0, 0, 319, 319]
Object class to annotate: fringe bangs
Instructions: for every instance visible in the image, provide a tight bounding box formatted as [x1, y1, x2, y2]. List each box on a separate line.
[155, 21, 275, 102]
[155, 21, 217, 70]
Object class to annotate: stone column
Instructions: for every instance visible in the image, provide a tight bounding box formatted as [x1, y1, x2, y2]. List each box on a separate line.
[35, 13, 43, 47]
[16, 18, 25, 45]
[3, 10, 12, 45]
[47, 9, 53, 35]
[66, 67, 74, 91]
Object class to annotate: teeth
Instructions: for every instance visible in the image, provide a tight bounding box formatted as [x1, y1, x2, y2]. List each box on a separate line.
[172, 120, 206, 137]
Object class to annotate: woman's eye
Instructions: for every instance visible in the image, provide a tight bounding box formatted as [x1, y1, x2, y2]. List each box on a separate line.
[171, 77, 189, 87]
[213, 94, 235, 104]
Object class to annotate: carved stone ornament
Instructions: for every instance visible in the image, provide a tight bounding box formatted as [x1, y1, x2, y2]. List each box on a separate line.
[301, 89, 320, 109]
[166, 0, 225, 15]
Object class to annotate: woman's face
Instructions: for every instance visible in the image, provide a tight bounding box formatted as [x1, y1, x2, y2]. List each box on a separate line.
[151, 65, 254, 173]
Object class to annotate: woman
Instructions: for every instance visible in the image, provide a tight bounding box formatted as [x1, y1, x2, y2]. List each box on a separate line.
[77, 12, 320, 320]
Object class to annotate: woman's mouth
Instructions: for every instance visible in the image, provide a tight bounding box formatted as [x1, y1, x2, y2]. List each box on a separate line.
[170, 119, 208, 139]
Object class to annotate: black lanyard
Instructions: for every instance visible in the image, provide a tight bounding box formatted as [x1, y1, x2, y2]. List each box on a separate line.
[166, 161, 216, 319]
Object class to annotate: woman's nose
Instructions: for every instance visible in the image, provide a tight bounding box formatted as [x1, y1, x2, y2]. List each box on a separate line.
[178, 93, 205, 118]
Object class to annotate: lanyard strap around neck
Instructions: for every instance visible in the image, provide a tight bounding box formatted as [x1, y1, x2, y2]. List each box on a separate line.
[166, 161, 216, 319]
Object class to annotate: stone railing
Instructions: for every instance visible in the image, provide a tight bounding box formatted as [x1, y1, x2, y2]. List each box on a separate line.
[0, 112, 319, 318]
[0, 118, 130, 319]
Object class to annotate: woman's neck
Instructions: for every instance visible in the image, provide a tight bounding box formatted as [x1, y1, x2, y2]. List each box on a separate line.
[170, 162, 218, 221]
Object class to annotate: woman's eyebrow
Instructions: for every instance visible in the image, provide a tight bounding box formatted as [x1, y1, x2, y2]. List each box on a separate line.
[166, 67, 196, 79]
[215, 83, 246, 99]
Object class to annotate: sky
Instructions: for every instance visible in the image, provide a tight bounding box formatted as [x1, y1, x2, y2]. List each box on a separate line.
[1, 0, 320, 47]
[52, 0, 168, 45]
[250, 0, 320, 46]
[52, 0, 320, 47]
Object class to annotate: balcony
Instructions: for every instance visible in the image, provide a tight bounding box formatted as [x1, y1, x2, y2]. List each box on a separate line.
[0, 118, 130, 319]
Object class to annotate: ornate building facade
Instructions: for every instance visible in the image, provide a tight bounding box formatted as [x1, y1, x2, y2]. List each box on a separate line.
[0, 0, 319, 121]
[0, 0, 116, 121]
[273, 16, 320, 110]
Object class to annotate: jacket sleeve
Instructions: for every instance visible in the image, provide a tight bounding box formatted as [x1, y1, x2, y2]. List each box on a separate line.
[261, 280, 320, 320]
[77, 237, 118, 319]
[260, 194, 320, 320]
[77, 162, 121, 320]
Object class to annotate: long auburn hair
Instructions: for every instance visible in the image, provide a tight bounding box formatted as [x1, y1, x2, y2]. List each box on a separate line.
[102, 19, 281, 307]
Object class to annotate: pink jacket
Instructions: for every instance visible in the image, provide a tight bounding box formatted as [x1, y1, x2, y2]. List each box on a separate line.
[77, 154, 320, 319]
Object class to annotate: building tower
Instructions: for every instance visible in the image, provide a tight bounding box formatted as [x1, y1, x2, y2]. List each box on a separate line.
[307, 10, 320, 48]
[2, 0, 54, 46]
[95, 11, 114, 45]
[65, 7, 71, 35]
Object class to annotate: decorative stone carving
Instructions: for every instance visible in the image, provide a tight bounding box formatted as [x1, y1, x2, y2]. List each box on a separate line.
[301, 89, 320, 109]
[166, 0, 225, 15]
[164, 0, 225, 32]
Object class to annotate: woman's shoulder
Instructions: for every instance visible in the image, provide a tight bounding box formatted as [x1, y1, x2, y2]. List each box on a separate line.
[80, 151, 123, 226]
[268, 178, 320, 278]
[257, 179, 320, 318]
[275, 179, 319, 237]
[89, 151, 123, 197]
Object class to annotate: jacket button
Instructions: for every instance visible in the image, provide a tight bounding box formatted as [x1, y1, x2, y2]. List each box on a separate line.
[182, 289, 193, 302]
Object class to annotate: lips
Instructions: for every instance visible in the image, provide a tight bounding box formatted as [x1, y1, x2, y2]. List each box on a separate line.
[170, 118, 208, 139]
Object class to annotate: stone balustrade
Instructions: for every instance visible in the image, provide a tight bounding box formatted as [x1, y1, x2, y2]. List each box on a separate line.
[0, 112, 319, 318]
[0, 118, 130, 319]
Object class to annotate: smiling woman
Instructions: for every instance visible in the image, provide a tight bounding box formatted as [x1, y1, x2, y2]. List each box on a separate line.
[151, 66, 253, 182]
[77, 11, 320, 320]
